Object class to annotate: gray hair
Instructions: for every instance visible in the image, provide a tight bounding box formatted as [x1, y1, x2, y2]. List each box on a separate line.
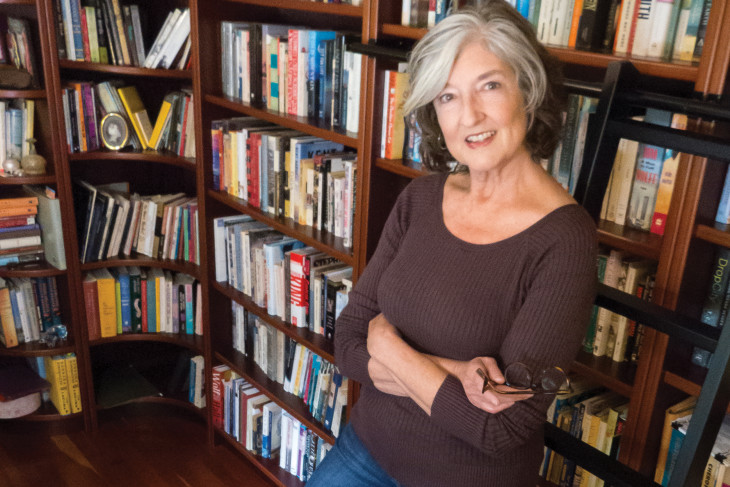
[404, 0, 565, 171]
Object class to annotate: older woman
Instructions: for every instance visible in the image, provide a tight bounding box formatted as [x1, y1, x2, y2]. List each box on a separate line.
[307, 1, 597, 486]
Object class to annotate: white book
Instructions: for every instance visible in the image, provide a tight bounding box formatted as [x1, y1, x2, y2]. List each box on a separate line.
[156, 9, 191, 69]
[612, 138, 641, 226]
[614, 0, 639, 54]
[262, 401, 283, 458]
[130, 5, 146, 65]
[631, 0, 656, 57]
[60, 0, 77, 61]
[536, 0, 556, 43]
[380, 70, 392, 158]
[107, 193, 130, 259]
[402, 0, 412, 26]
[647, 0, 679, 58]
[213, 215, 252, 282]
[289, 418, 301, 476]
[547, 0, 572, 46]
[143, 9, 181, 69]
[279, 412, 292, 471]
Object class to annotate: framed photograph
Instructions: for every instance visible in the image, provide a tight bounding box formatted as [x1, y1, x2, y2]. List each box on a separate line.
[100, 112, 129, 150]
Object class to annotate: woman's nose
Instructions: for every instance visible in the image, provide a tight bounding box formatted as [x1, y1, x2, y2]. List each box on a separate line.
[461, 93, 485, 126]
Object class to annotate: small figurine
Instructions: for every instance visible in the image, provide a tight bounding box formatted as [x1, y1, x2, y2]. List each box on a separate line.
[20, 138, 46, 175]
[2, 158, 22, 176]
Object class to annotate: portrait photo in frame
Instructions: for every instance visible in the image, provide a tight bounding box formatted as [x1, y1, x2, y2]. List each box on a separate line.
[100, 112, 129, 150]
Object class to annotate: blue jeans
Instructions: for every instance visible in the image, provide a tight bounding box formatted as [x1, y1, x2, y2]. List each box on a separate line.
[306, 424, 401, 486]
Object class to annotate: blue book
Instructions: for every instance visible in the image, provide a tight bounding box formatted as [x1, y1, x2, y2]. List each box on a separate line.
[662, 423, 688, 486]
[146, 270, 157, 333]
[307, 30, 336, 119]
[716, 166, 730, 224]
[516, 0, 530, 18]
[324, 372, 342, 431]
[307, 355, 322, 411]
[0, 224, 39, 234]
[188, 356, 197, 403]
[111, 267, 132, 333]
[67, 0, 85, 61]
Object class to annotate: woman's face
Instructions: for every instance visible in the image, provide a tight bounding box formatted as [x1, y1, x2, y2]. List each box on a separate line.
[433, 41, 529, 174]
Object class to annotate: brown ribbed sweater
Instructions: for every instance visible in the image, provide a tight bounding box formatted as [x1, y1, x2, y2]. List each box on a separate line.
[334, 172, 597, 487]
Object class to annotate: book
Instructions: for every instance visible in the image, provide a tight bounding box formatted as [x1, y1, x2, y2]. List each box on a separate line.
[692, 246, 730, 367]
[593, 250, 624, 357]
[22, 186, 66, 270]
[654, 395, 697, 483]
[117, 85, 154, 148]
[650, 113, 688, 235]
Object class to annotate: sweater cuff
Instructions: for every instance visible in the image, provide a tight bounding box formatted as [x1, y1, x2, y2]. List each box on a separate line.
[431, 374, 483, 443]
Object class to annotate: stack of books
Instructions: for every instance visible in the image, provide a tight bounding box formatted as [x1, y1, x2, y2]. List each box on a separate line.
[0, 99, 35, 166]
[0, 15, 41, 87]
[0, 195, 43, 266]
[56, 2, 191, 70]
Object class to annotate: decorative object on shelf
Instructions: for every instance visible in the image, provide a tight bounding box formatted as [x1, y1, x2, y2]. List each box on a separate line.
[39, 325, 68, 348]
[100, 113, 130, 150]
[2, 157, 22, 176]
[20, 138, 46, 175]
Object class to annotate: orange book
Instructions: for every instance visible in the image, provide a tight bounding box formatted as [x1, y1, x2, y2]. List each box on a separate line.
[0, 196, 38, 208]
[568, 0, 585, 48]
[83, 273, 101, 341]
[0, 205, 38, 218]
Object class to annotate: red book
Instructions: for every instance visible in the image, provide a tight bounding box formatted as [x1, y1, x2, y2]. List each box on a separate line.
[141, 274, 148, 333]
[287, 29, 299, 116]
[177, 94, 191, 156]
[211, 364, 232, 430]
[0, 215, 35, 229]
[80, 8, 91, 62]
[83, 274, 100, 341]
[247, 133, 263, 208]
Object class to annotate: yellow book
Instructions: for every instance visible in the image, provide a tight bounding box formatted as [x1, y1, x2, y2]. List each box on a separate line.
[230, 129, 239, 197]
[43, 356, 58, 409]
[284, 151, 291, 219]
[23, 99, 34, 157]
[298, 158, 314, 225]
[0, 286, 19, 348]
[148, 92, 177, 149]
[72, 83, 88, 152]
[655, 395, 698, 483]
[117, 86, 153, 148]
[115, 279, 122, 335]
[93, 268, 118, 338]
[46, 355, 72, 415]
[65, 354, 83, 414]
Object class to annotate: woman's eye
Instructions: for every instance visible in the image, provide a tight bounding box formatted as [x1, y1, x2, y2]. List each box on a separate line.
[438, 93, 453, 104]
[483, 81, 500, 90]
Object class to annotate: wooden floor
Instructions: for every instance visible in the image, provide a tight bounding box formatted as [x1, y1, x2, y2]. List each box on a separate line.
[0, 403, 275, 487]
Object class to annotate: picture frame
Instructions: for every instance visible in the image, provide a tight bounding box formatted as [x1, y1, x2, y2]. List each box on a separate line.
[100, 112, 129, 151]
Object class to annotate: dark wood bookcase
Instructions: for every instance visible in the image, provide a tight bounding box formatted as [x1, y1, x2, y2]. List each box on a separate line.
[1, 0, 730, 484]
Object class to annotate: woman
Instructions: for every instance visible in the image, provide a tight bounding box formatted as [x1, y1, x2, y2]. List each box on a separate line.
[308, 1, 597, 485]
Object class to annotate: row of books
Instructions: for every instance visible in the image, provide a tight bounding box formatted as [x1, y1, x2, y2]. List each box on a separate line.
[402, 0, 710, 64]
[211, 122, 358, 246]
[654, 396, 730, 486]
[541, 378, 629, 486]
[232, 303, 348, 435]
[0, 276, 63, 349]
[600, 111, 687, 235]
[73, 181, 199, 265]
[214, 217, 353, 336]
[0, 15, 41, 87]
[0, 99, 35, 164]
[0, 188, 65, 269]
[693, 246, 730, 368]
[188, 354, 205, 409]
[220, 23, 363, 133]
[211, 364, 335, 481]
[583, 249, 656, 362]
[23, 354, 82, 416]
[56, 2, 191, 70]
[82, 267, 202, 340]
[62, 80, 195, 155]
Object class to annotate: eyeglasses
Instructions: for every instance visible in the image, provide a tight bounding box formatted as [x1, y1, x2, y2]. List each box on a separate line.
[476, 362, 572, 395]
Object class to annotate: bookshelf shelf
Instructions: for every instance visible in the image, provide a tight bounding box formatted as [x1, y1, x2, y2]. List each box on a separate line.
[0, 174, 56, 186]
[57, 60, 193, 80]
[0, 89, 46, 99]
[79, 257, 200, 278]
[381, 23, 426, 40]
[0, 0, 35, 5]
[0, 341, 76, 358]
[664, 369, 703, 397]
[596, 220, 662, 260]
[224, 0, 363, 17]
[0, 261, 66, 277]
[19, 404, 84, 422]
[95, 393, 206, 418]
[67, 150, 196, 170]
[216, 428, 305, 487]
[571, 350, 635, 398]
[215, 348, 337, 444]
[89, 332, 204, 353]
[375, 158, 424, 179]
[213, 281, 335, 363]
[694, 220, 730, 247]
[205, 94, 359, 148]
[208, 190, 356, 266]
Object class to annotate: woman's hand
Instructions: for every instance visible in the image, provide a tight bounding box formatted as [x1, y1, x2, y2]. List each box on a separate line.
[453, 357, 534, 414]
[366, 313, 401, 361]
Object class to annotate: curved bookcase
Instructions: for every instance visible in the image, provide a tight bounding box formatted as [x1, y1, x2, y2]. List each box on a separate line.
[0, 341, 76, 358]
[79, 257, 200, 280]
[223, 0, 363, 17]
[88, 331, 204, 354]
[67, 150, 196, 171]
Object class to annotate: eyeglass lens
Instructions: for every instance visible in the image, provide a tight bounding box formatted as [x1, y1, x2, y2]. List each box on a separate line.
[504, 363, 568, 393]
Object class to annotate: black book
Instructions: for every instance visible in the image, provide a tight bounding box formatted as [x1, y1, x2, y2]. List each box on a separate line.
[72, 180, 97, 262]
[85, 190, 110, 263]
[319, 38, 335, 122]
[122, 6, 139, 66]
[98, 196, 120, 259]
[93, 0, 110, 64]
[575, 0, 614, 51]
[248, 23, 263, 106]
[600, 0, 622, 53]
[99, 0, 122, 65]
[332, 34, 346, 129]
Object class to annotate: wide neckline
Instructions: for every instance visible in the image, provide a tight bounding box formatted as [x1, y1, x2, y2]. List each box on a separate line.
[434, 172, 580, 249]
